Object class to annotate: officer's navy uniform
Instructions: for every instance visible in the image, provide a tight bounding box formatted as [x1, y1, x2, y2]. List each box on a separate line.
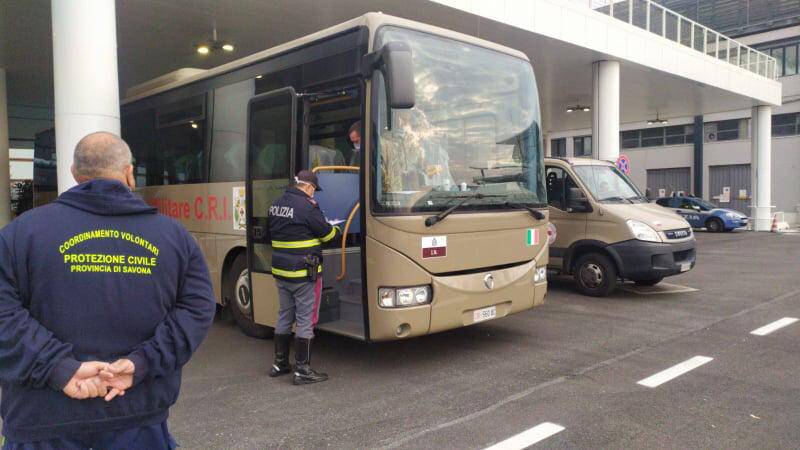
[267, 177, 339, 384]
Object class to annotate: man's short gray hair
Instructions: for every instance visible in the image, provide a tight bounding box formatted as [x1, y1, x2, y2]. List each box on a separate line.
[73, 132, 133, 178]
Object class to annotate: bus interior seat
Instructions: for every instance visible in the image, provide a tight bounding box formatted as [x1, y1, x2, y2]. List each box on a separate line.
[313, 171, 360, 235]
[309, 144, 345, 168]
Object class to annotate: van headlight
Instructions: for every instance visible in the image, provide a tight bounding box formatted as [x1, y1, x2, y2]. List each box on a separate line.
[378, 286, 431, 308]
[533, 266, 547, 284]
[626, 219, 661, 243]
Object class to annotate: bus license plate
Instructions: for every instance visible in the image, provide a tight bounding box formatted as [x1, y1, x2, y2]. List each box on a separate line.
[473, 306, 497, 323]
[680, 263, 691, 272]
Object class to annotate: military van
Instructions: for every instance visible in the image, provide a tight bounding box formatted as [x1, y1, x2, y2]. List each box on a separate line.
[544, 157, 696, 296]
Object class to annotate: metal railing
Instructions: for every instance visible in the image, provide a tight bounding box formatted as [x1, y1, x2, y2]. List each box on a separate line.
[590, 0, 778, 79]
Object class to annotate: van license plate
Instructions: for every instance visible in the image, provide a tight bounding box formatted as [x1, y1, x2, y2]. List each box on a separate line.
[680, 263, 691, 272]
[473, 306, 497, 323]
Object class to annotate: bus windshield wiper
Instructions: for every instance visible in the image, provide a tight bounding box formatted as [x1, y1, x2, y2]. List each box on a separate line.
[424, 193, 504, 227]
[504, 201, 546, 220]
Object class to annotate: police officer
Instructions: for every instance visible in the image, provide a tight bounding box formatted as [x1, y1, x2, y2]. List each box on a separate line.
[268, 170, 340, 384]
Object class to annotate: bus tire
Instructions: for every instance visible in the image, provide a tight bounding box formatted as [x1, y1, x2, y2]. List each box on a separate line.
[228, 253, 273, 339]
[706, 217, 723, 233]
[573, 252, 617, 297]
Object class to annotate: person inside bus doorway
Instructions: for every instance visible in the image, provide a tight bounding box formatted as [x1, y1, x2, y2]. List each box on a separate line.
[0, 132, 216, 449]
[347, 121, 361, 166]
[268, 170, 340, 385]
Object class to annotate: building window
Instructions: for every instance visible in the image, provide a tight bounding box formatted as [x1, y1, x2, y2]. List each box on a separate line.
[762, 42, 799, 77]
[573, 135, 592, 157]
[621, 130, 640, 149]
[772, 112, 800, 137]
[640, 127, 665, 147]
[664, 124, 694, 145]
[551, 138, 566, 157]
[704, 119, 749, 143]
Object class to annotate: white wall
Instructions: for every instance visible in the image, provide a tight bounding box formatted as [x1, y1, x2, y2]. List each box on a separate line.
[624, 144, 694, 192]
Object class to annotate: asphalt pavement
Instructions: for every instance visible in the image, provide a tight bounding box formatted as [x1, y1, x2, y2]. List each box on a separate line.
[5, 231, 799, 449]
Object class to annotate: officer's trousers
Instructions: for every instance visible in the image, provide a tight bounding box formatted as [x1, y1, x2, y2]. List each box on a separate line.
[2, 422, 176, 450]
[275, 277, 322, 338]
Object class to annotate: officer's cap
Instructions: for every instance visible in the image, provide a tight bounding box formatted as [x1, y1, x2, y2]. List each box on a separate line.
[295, 170, 323, 191]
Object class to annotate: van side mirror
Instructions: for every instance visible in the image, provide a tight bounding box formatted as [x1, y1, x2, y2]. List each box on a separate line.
[567, 187, 591, 213]
[363, 42, 415, 109]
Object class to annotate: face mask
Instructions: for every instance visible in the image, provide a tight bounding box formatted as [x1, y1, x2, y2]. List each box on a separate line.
[353, 144, 360, 151]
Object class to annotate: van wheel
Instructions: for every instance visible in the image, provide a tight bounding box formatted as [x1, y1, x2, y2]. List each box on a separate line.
[228, 253, 273, 339]
[634, 277, 663, 286]
[573, 253, 617, 297]
[706, 218, 723, 233]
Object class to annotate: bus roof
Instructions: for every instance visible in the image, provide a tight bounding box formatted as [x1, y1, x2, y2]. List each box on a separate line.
[123, 12, 530, 104]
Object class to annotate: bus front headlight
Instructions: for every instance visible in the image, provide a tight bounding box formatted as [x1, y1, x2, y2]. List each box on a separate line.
[378, 286, 431, 308]
[626, 219, 661, 243]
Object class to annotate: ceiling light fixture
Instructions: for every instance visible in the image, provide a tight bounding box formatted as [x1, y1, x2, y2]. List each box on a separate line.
[566, 98, 590, 113]
[196, 20, 234, 55]
[646, 112, 668, 125]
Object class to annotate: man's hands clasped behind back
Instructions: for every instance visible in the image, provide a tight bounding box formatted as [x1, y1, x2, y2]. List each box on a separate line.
[62, 359, 135, 401]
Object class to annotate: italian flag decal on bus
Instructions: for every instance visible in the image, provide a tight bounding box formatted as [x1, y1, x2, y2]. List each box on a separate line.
[526, 228, 539, 246]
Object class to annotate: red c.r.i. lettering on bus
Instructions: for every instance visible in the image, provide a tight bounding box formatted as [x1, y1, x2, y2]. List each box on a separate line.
[194, 196, 204, 220]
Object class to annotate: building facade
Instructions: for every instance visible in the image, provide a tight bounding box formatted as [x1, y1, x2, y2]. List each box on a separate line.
[550, 0, 800, 224]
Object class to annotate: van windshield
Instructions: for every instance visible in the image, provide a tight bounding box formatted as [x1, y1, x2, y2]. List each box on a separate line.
[572, 165, 645, 203]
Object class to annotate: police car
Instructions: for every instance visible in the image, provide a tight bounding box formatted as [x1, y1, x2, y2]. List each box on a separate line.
[654, 196, 748, 232]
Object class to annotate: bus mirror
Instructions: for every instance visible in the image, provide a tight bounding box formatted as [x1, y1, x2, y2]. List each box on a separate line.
[364, 42, 415, 109]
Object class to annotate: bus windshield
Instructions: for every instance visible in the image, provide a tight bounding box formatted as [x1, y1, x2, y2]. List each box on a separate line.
[372, 26, 546, 214]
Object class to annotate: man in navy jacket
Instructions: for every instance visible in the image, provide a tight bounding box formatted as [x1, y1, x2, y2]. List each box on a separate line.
[0, 132, 216, 449]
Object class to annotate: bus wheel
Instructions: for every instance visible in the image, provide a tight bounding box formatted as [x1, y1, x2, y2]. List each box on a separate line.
[573, 252, 617, 297]
[706, 218, 723, 233]
[228, 253, 273, 339]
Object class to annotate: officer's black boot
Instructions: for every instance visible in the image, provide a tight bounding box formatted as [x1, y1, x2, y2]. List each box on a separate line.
[269, 333, 292, 377]
[292, 337, 328, 385]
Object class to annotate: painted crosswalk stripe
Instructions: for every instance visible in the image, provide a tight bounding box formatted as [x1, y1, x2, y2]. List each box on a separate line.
[637, 356, 713, 388]
[751, 317, 799, 336]
[483, 422, 565, 450]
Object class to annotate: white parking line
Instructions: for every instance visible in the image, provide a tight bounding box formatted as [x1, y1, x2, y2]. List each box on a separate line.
[637, 356, 714, 388]
[483, 422, 565, 450]
[751, 317, 799, 336]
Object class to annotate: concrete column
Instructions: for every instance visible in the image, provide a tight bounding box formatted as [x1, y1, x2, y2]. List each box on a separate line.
[750, 105, 772, 231]
[0, 69, 10, 226]
[52, 0, 120, 193]
[592, 60, 620, 161]
[692, 115, 703, 197]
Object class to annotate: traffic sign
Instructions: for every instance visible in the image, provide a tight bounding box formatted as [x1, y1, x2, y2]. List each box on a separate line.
[616, 154, 631, 175]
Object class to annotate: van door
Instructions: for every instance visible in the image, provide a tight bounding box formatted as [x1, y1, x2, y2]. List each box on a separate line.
[245, 87, 297, 327]
[545, 165, 587, 271]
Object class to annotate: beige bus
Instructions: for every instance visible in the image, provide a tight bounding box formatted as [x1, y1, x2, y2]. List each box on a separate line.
[112, 13, 548, 341]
